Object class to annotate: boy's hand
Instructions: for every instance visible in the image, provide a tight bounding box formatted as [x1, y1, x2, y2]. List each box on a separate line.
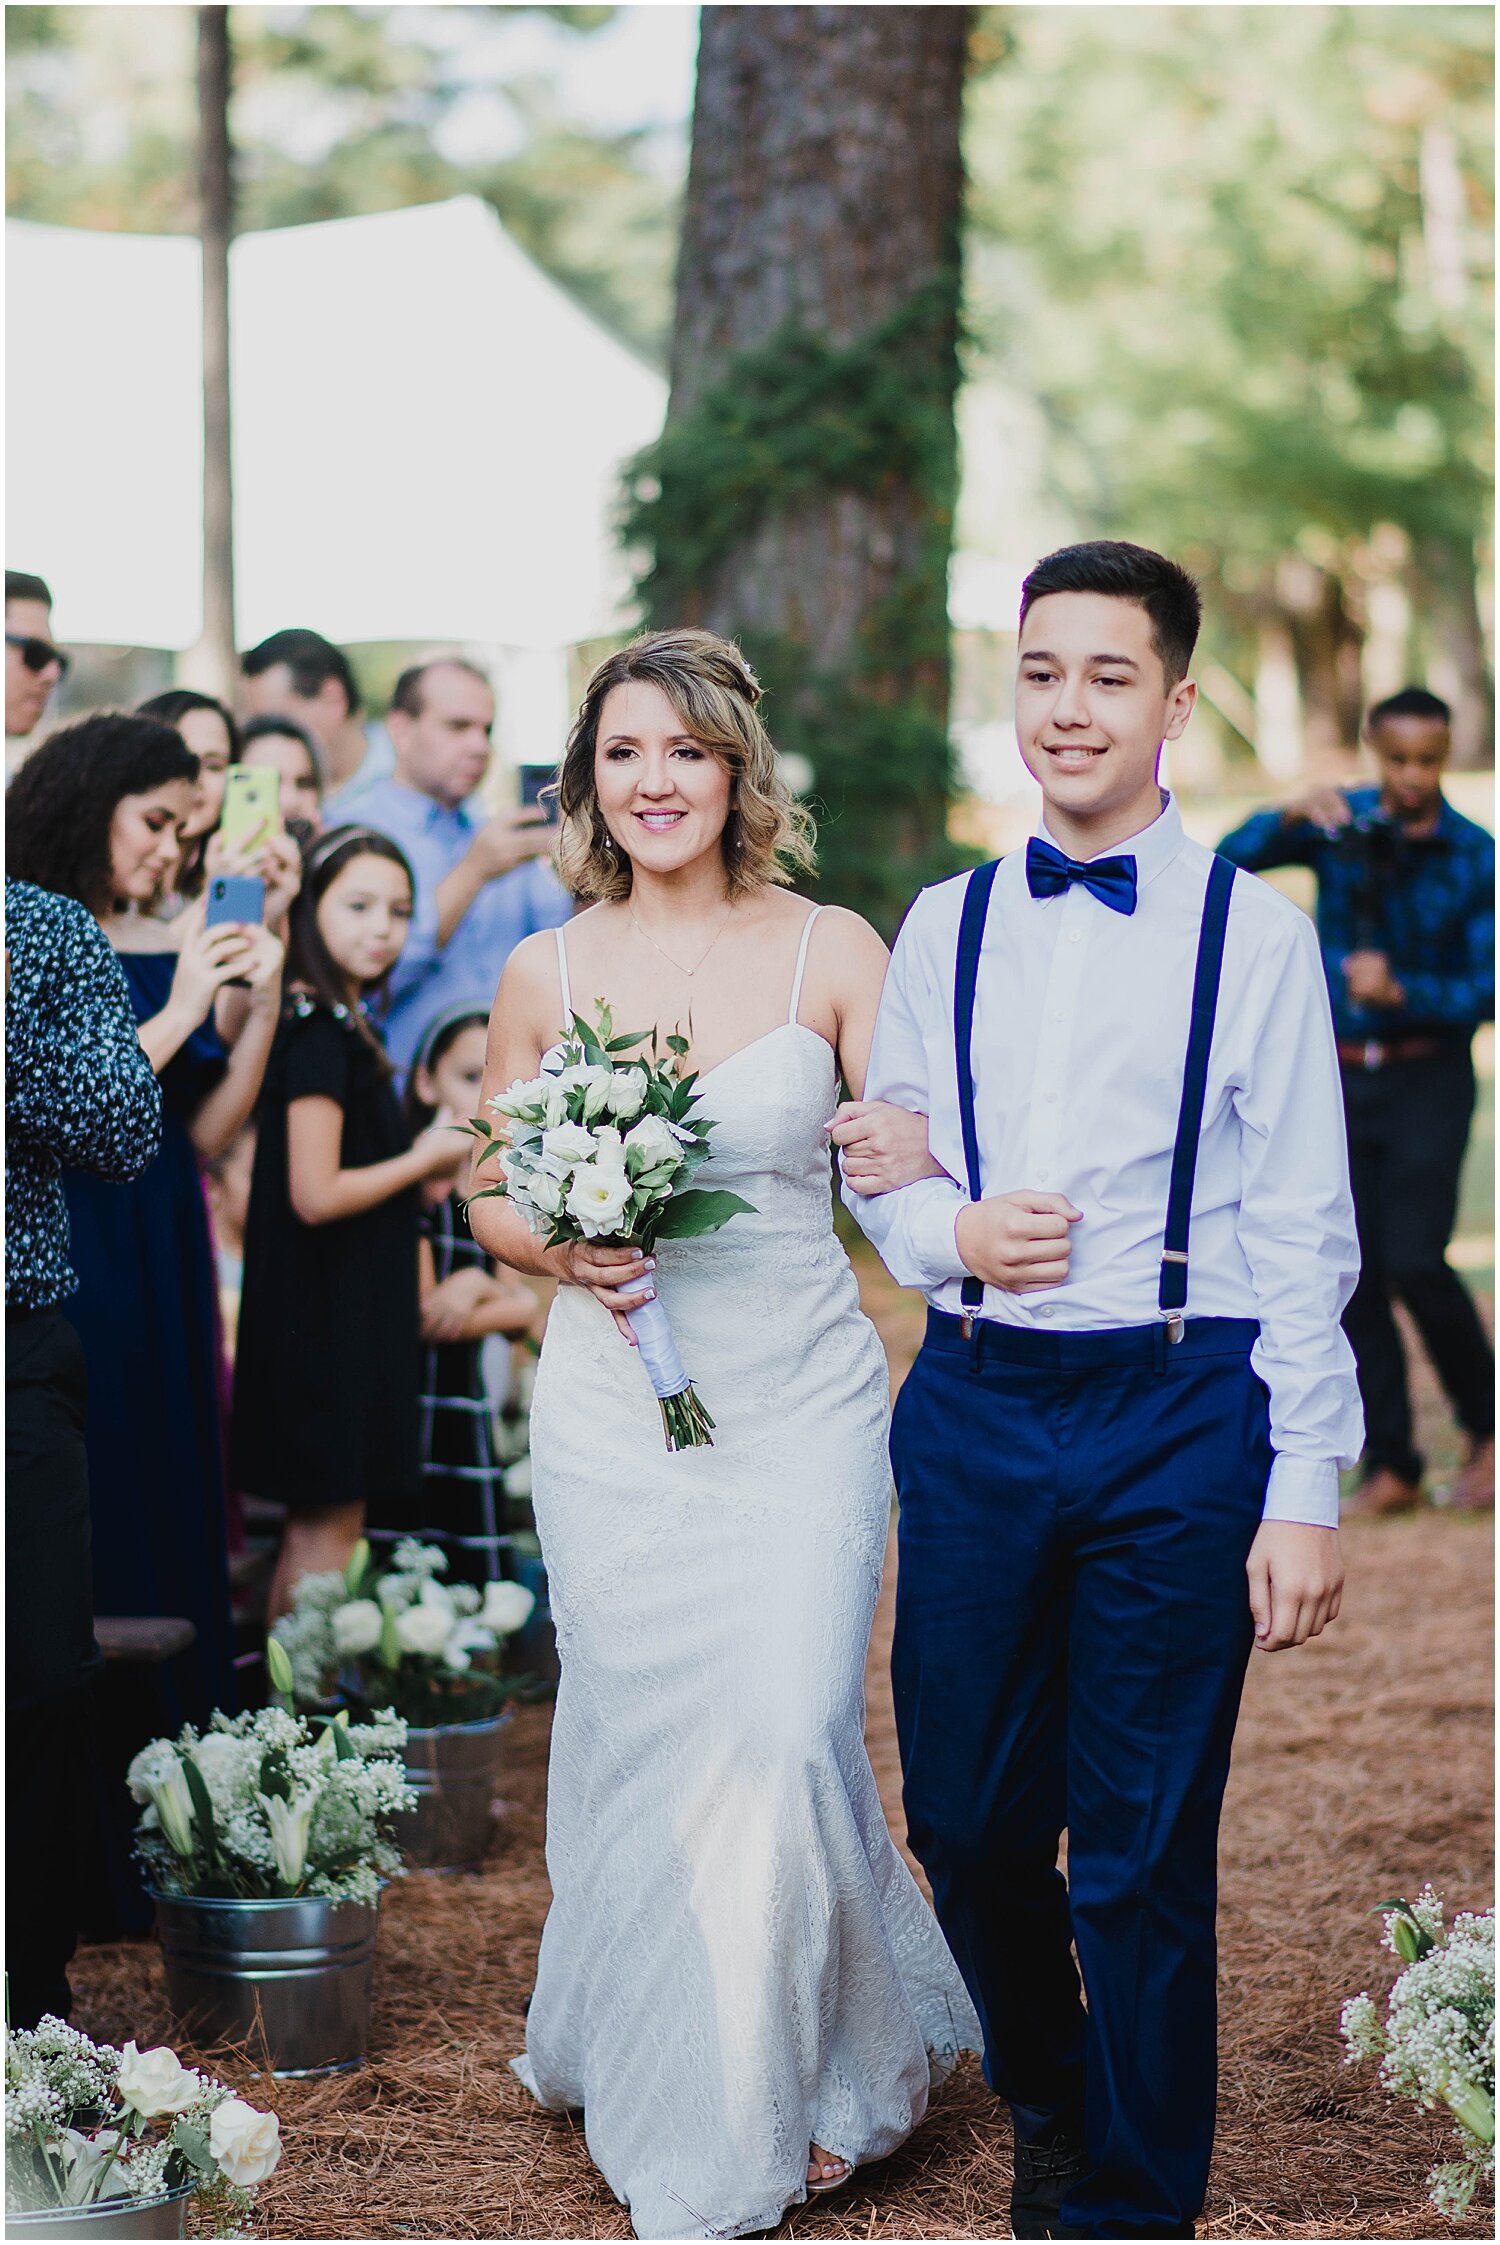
[1246, 1522, 1344, 1651]
[955, 1191, 1082, 1292]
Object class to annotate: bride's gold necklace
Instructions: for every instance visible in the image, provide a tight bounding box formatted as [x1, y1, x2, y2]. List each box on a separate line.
[628, 897, 735, 979]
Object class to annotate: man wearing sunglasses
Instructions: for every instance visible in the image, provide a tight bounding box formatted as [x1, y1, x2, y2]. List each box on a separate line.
[6, 571, 68, 747]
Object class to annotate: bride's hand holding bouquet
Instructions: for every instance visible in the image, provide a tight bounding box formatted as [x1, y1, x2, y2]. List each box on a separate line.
[467, 1002, 753, 1450]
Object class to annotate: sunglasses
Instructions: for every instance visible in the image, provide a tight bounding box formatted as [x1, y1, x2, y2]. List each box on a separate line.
[6, 633, 69, 678]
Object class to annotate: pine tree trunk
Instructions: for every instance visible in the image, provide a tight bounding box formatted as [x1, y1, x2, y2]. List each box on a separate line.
[643, 4, 971, 923]
[197, 6, 236, 696]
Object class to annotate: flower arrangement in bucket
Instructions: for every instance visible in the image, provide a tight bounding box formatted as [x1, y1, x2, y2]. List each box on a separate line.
[270, 1539, 537, 1728]
[129, 1705, 413, 1904]
[1341, 1888, 1495, 2219]
[469, 1001, 754, 1449]
[5, 2016, 280, 2234]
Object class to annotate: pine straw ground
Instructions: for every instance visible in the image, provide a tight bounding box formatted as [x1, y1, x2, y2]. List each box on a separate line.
[73, 1272, 1492, 2243]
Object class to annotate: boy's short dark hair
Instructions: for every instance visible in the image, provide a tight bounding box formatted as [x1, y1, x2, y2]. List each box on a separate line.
[240, 627, 361, 717]
[6, 570, 52, 608]
[1019, 540, 1201, 687]
[1366, 686, 1451, 732]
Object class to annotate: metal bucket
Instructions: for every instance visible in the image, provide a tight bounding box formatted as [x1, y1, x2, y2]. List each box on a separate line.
[5, 2180, 194, 2240]
[397, 1712, 511, 1871]
[152, 1890, 378, 2077]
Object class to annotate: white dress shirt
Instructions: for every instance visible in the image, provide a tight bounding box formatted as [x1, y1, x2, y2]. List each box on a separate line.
[848, 795, 1364, 1529]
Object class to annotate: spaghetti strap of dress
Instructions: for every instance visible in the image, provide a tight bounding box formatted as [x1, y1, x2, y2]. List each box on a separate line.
[554, 924, 573, 1032]
[787, 905, 823, 1027]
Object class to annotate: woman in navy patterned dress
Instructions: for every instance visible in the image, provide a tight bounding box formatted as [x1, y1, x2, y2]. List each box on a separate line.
[7, 717, 286, 1735]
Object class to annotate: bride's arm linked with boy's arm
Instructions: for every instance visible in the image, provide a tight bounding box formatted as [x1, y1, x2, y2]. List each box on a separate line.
[838, 903, 1082, 1292]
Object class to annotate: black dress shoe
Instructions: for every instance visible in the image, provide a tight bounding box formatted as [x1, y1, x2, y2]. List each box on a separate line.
[1010, 2124, 1090, 2239]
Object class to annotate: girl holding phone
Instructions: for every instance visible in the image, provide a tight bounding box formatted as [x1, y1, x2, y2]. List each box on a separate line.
[232, 827, 472, 1618]
[5, 716, 285, 1756]
[137, 691, 303, 932]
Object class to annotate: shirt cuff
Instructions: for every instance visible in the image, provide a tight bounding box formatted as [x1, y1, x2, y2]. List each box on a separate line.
[907, 1187, 973, 1287]
[1261, 1453, 1342, 1529]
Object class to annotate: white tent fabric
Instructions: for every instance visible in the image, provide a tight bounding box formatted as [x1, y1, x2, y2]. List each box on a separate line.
[6, 197, 667, 652]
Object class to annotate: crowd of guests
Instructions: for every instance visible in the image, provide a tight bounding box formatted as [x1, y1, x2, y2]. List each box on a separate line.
[5, 580, 567, 2023]
[4, 570, 1493, 2034]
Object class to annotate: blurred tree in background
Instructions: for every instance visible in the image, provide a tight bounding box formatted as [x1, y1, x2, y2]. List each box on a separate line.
[4, 3, 679, 357]
[626, 5, 971, 929]
[7, 4, 1493, 803]
[966, 4, 1494, 764]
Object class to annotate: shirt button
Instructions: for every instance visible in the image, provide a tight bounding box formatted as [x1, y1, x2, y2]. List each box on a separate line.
[1044, 1090, 1058, 1104]
[1037, 1168, 1051, 1182]
[1036, 1305, 1055, 1319]
[1052, 1010, 1065, 1022]
[1067, 930, 1082, 944]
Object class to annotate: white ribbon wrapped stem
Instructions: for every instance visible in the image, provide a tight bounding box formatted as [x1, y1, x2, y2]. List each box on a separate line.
[626, 1295, 692, 1401]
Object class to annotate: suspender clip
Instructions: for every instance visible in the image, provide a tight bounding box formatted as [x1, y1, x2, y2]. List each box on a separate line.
[1161, 1310, 1185, 1345]
[958, 1314, 974, 1341]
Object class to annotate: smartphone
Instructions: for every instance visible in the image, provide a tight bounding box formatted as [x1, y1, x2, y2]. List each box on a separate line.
[517, 764, 560, 826]
[220, 765, 281, 854]
[205, 874, 265, 929]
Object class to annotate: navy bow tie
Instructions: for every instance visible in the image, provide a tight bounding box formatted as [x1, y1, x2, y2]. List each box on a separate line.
[1025, 836, 1138, 916]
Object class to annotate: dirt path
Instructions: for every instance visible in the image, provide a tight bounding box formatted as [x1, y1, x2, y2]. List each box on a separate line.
[74, 1273, 1493, 2240]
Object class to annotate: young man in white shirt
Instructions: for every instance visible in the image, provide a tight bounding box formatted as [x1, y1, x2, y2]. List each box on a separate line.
[843, 541, 1361, 2241]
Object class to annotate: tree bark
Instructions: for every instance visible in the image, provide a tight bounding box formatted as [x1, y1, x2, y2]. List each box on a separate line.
[196, 6, 236, 697]
[660, 5, 970, 912]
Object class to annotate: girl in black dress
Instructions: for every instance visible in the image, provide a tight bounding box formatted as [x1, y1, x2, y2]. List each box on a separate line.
[370, 1007, 537, 1584]
[231, 827, 470, 1618]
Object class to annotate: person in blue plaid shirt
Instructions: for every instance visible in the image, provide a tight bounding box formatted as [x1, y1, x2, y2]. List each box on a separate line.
[1219, 687, 1494, 1515]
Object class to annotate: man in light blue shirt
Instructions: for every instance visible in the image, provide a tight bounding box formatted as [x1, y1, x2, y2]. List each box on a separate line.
[353, 657, 570, 1079]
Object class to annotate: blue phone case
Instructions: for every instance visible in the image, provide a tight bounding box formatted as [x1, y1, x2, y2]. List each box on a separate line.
[205, 874, 265, 926]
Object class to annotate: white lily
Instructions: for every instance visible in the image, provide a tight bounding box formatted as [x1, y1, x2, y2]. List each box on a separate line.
[260, 1790, 317, 1887]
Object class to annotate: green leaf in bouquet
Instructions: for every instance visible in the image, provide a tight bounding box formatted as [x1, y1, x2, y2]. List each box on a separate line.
[650, 1188, 756, 1240]
[606, 1030, 650, 1052]
[633, 1164, 679, 1191]
[345, 1539, 371, 1598]
[572, 1012, 610, 1064]
[666, 1034, 690, 1056]
[181, 1755, 219, 1875]
[171, 2119, 217, 2179]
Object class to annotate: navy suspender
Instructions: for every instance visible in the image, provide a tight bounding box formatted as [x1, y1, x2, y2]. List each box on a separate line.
[1158, 853, 1237, 1338]
[953, 858, 1001, 1314]
[950, 850, 1238, 1340]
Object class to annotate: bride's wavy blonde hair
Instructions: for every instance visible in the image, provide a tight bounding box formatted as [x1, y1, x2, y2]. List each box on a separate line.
[555, 628, 817, 902]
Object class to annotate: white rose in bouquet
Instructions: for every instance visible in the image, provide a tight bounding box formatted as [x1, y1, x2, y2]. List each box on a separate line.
[117, 2042, 197, 2119]
[605, 1066, 648, 1121]
[487, 1076, 548, 1121]
[481, 1579, 537, 1635]
[541, 1121, 598, 1167]
[566, 1160, 633, 1237]
[331, 1598, 384, 1656]
[624, 1112, 685, 1175]
[394, 1601, 454, 1656]
[208, 2096, 283, 2187]
[525, 1169, 565, 1220]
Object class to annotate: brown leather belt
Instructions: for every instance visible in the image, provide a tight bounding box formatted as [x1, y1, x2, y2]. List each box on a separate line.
[1338, 1035, 1449, 1070]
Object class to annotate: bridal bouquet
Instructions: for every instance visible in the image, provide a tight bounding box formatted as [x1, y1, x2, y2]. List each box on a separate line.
[5, 2015, 281, 2234]
[1341, 1889, 1495, 2218]
[128, 1703, 414, 1906]
[272, 1538, 537, 1727]
[469, 1002, 753, 1449]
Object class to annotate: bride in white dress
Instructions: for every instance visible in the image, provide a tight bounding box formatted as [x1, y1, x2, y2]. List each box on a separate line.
[469, 629, 981, 2242]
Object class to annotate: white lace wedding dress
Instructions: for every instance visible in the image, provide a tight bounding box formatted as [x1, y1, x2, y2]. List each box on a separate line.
[513, 907, 981, 2241]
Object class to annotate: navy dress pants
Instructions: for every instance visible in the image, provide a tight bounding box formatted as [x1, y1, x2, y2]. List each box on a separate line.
[891, 1312, 1271, 2240]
